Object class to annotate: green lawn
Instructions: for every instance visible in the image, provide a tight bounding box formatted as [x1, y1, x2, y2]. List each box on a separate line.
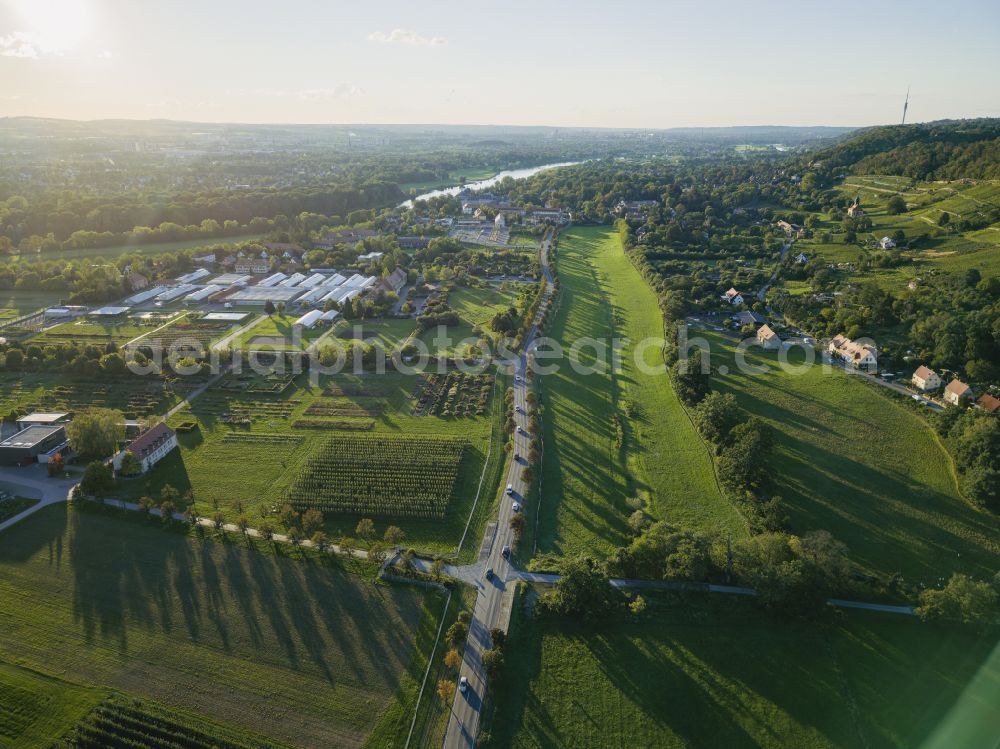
[701, 330, 1000, 581]
[0, 661, 106, 748]
[237, 313, 334, 351]
[0, 504, 437, 749]
[0, 289, 67, 314]
[0, 496, 40, 523]
[536, 227, 735, 559]
[484, 591, 1000, 749]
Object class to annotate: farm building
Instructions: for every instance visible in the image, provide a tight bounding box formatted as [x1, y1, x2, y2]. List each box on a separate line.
[155, 284, 197, 303]
[175, 268, 212, 284]
[126, 286, 169, 305]
[256, 272, 288, 288]
[235, 258, 270, 274]
[209, 274, 252, 286]
[202, 312, 250, 323]
[828, 334, 878, 372]
[226, 286, 305, 305]
[294, 310, 324, 329]
[90, 306, 131, 317]
[16, 412, 70, 431]
[112, 423, 178, 475]
[320, 309, 340, 323]
[376, 268, 407, 295]
[279, 273, 307, 287]
[756, 324, 781, 350]
[126, 272, 149, 291]
[879, 236, 896, 250]
[944, 379, 972, 406]
[184, 285, 224, 303]
[297, 273, 327, 289]
[0, 425, 69, 466]
[358, 251, 385, 262]
[911, 365, 941, 392]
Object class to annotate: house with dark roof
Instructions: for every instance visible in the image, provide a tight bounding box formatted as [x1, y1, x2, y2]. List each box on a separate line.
[112, 423, 178, 475]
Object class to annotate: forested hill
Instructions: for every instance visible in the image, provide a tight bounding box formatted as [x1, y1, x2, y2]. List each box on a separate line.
[810, 119, 1000, 180]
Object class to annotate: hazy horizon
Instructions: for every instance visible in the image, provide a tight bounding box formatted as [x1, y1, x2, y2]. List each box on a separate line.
[1, 0, 998, 128]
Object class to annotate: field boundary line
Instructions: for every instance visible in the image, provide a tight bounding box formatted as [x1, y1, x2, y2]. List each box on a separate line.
[404, 588, 452, 749]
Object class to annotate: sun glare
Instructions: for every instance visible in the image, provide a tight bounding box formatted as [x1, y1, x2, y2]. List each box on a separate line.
[10, 0, 92, 54]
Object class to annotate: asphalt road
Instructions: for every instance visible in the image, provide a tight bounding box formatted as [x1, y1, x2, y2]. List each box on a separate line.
[442, 239, 553, 748]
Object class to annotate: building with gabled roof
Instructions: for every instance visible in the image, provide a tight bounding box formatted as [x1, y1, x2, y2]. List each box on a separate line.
[113, 423, 177, 475]
[828, 334, 878, 372]
[756, 324, 781, 350]
[911, 365, 941, 392]
[944, 378, 972, 406]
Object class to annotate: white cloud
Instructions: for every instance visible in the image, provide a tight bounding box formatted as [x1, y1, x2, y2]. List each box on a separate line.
[296, 85, 364, 100]
[0, 31, 43, 59]
[367, 29, 446, 46]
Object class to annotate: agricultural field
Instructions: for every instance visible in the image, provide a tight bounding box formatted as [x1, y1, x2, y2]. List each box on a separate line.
[7, 233, 263, 265]
[288, 434, 467, 519]
[536, 227, 736, 559]
[483, 591, 1000, 749]
[0, 505, 442, 749]
[32, 314, 184, 347]
[0, 372, 180, 420]
[125, 367, 507, 556]
[0, 289, 66, 314]
[699, 329, 1000, 581]
[338, 318, 417, 353]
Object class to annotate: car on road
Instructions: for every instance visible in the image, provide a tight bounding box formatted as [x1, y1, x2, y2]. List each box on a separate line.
[512, 501, 521, 513]
[517, 426, 529, 437]
[459, 676, 468, 693]
[514, 453, 522, 462]
[502, 545, 511, 559]
[485, 567, 494, 581]
[515, 405, 525, 414]
[506, 483, 514, 496]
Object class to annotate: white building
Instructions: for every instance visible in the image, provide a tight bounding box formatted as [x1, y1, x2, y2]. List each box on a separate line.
[113, 423, 178, 475]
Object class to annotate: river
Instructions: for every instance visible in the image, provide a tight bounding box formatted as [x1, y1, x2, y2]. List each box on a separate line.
[398, 161, 581, 208]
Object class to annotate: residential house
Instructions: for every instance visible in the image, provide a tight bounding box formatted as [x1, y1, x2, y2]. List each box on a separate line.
[376, 268, 408, 295]
[721, 287, 744, 305]
[776, 220, 806, 238]
[795, 253, 809, 264]
[879, 236, 896, 250]
[911, 365, 941, 392]
[756, 324, 781, 350]
[397, 236, 430, 250]
[112, 423, 178, 474]
[827, 334, 878, 372]
[944, 379, 972, 406]
[734, 310, 765, 327]
[977, 394, 1000, 414]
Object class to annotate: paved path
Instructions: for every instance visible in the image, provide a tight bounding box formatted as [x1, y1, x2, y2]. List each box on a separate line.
[212, 314, 266, 352]
[441, 236, 556, 749]
[0, 466, 79, 533]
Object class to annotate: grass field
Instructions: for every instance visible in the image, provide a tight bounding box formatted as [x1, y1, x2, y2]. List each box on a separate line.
[0, 661, 105, 748]
[536, 227, 736, 559]
[0, 496, 39, 523]
[0, 504, 438, 749]
[483, 591, 1000, 749]
[400, 168, 497, 193]
[237, 313, 335, 351]
[0, 289, 66, 314]
[699, 329, 1000, 581]
[0, 371, 181, 419]
[7, 234, 264, 265]
[124, 367, 507, 557]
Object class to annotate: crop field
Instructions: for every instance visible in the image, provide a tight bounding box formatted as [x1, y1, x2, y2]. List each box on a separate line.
[287, 434, 468, 518]
[537, 227, 736, 559]
[412, 372, 493, 417]
[337, 318, 417, 352]
[699, 330, 1000, 581]
[7, 233, 264, 265]
[0, 373, 178, 419]
[33, 315, 185, 346]
[0, 289, 66, 314]
[484, 591, 1000, 749]
[126, 368, 506, 555]
[0, 505, 437, 749]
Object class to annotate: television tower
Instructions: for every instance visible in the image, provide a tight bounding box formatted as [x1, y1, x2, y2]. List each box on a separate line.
[901, 86, 910, 125]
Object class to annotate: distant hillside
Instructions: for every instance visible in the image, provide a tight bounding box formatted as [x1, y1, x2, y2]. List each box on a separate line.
[810, 119, 1000, 180]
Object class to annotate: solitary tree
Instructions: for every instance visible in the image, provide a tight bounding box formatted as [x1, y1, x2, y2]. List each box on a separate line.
[356, 517, 376, 542]
[430, 558, 445, 580]
[264, 299, 276, 316]
[436, 679, 456, 702]
[444, 649, 462, 670]
[47, 452, 65, 478]
[67, 408, 125, 461]
[212, 512, 226, 531]
[383, 525, 406, 546]
[301, 508, 324, 536]
[80, 461, 115, 497]
[159, 500, 176, 526]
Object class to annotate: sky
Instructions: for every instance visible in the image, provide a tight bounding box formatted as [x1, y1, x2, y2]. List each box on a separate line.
[1, 0, 998, 128]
